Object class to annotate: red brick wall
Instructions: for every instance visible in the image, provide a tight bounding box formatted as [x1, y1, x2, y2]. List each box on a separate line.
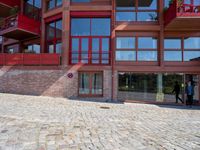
[0, 68, 112, 100]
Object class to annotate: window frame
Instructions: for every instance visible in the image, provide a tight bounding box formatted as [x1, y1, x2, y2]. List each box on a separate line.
[78, 71, 103, 97]
[70, 17, 111, 65]
[115, 36, 158, 62]
[116, 0, 159, 22]
[46, 19, 62, 54]
[46, 0, 63, 11]
[164, 36, 200, 62]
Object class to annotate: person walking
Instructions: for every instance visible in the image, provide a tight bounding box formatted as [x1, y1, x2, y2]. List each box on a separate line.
[172, 81, 183, 104]
[185, 81, 194, 107]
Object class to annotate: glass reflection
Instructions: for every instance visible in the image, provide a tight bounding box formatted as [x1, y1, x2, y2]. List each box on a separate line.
[117, 37, 135, 49]
[184, 51, 200, 61]
[138, 51, 157, 61]
[164, 51, 182, 61]
[116, 51, 136, 61]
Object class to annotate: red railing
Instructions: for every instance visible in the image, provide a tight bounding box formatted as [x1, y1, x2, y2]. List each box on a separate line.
[164, 0, 200, 25]
[0, 13, 40, 35]
[0, 0, 20, 7]
[0, 54, 60, 66]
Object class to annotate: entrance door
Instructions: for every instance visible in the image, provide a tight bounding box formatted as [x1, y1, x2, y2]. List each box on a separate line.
[79, 72, 103, 97]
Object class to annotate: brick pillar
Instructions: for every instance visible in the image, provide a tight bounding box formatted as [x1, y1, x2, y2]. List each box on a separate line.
[61, 0, 70, 67]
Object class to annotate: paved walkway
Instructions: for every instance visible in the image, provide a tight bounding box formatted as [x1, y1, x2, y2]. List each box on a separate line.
[0, 94, 200, 150]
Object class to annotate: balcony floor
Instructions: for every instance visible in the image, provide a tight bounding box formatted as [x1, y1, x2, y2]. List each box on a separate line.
[165, 16, 200, 31]
[1, 28, 39, 40]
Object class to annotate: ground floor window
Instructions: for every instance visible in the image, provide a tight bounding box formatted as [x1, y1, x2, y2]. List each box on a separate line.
[118, 73, 199, 103]
[79, 72, 103, 96]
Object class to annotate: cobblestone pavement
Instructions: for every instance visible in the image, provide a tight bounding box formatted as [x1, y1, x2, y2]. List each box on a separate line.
[0, 94, 200, 150]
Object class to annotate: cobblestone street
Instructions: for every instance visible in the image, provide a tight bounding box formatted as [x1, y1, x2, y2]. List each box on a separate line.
[0, 94, 199, 150]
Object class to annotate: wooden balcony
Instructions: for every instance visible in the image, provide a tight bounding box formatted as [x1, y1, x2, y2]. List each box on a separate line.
[0, 13, 40, 40]
[0, 54, 60, 66]
[164, 0, 200, 30]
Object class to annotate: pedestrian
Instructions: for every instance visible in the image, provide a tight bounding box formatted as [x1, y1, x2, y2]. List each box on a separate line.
[172, 81, 183, 104]
[185, 81, 194, 107]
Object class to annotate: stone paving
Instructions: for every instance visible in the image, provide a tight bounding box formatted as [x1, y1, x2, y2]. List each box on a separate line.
[0, 94, 200, 150]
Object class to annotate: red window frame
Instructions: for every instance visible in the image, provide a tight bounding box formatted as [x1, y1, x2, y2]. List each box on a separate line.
[46, 19, 62, 54]
[116, 0, 159, 22]
[69, 16, 111, 65]
[78, 71, 103, 97]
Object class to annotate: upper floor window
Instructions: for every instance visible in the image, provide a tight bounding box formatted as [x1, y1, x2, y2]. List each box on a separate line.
[71, 18, 110, 36]
[116, 36, 158, 61]
[164, 37, 200, 62]
[24, 0, 41, 20]
[47, 0, 62, 10]
[46, 19, 62, 54]
[116, 0, 158, 22]
[71, 0, 91, 2]
[70, 18, 111, 65]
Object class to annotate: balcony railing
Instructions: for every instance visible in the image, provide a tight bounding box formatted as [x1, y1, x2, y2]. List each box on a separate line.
[164, 0, 200, 26]
[0, 13, 40, 39]
[0, 54, 60, 66]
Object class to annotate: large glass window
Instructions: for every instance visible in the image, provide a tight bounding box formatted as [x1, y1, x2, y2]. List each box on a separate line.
[79, 72, 103, 96]
[164, 37, 200, 62]
[24, 0, 41, 20]
[164, 38, 182, 61]
[116, 0, 158, 22]
[118, 73, 157, 93]
[116, 36, 157, 61]
[47, 0, 62, 10]
[118, 73, 186, 103]
[46, 19, 62, 54]
[70, 18, 111, 65]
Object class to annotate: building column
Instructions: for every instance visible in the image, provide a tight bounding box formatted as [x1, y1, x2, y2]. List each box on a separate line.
[159, 0, 164, 67]
[61, 0, 70, 67]
[40, 0, 46, 53]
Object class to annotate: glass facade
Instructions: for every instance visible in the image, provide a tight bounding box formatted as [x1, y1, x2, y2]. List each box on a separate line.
[47, 0, 62, 10]
[70, 18, 111, 64]
[46, 19, 62, 54]
[116, 37, 158, 61]
[116, 0, 158, 22]
[118, 73, 185, 102]
[164, 37, 200, 62]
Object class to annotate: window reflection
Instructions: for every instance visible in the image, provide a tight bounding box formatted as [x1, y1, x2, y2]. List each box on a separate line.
[164, 38, 181, 49]
[117, 37, 135, 49]
[138, 37, 157, 49]
[184, 37, 200, 49]
[116, 0, 158, 22]
[164, 51, 182, 61]
[138, 51, 157, 61]
[184, 51, 200, 61]
[116, 51, 136, 61]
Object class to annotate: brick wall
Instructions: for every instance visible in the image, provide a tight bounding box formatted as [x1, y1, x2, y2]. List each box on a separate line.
[0, 68, 112, 101]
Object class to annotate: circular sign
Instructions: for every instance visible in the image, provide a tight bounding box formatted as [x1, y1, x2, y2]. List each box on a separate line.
[67, 73, 73, 78]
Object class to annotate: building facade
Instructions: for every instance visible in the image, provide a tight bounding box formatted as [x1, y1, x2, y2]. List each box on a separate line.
[0, 0, 200, 104]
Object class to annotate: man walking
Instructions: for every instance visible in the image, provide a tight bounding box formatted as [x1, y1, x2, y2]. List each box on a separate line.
[172, 81, 184, 104]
